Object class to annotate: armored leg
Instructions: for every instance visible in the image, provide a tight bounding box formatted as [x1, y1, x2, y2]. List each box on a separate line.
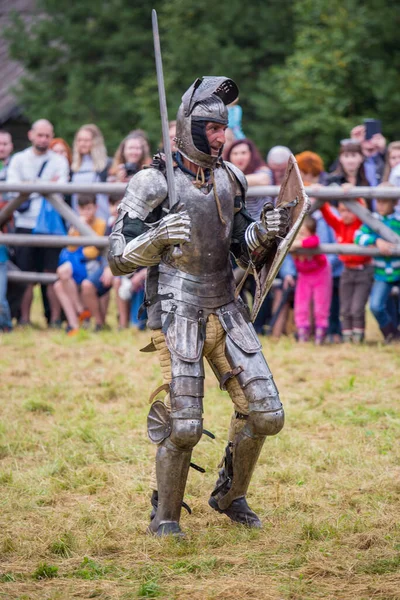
[148, 354, 204, 536]
[209, 335, 284, 526]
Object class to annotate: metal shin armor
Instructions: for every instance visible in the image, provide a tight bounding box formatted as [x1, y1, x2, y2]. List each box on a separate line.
[148, 354, 204, 535]
[175, 76, 239, 169]
[211, 336, 284, 512]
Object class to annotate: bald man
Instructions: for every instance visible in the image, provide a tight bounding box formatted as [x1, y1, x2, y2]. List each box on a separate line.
[266, 145, 292, 186]
[7, 119, 69, 326]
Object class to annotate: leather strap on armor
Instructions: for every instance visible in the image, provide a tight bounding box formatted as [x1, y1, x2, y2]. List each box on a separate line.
[162, 305, 177, 335]
[215, 424, 265, 511]
[138, 292, 174, 319]
[149, 383, 170, 404]
[220, 366, 244, 391]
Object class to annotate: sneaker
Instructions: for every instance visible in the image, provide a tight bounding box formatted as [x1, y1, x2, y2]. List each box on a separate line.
[315, 327, 327, 345]
[17, 319, 32, 328]
[296, 327, 310, 342]
[352, 329, 364, 344]
[118, 277, 133, 301]
[380, 323, 400, 344]
[78, 310, 91, 323]
[342, 330, 353, 343]
[66, 326, 79, 337]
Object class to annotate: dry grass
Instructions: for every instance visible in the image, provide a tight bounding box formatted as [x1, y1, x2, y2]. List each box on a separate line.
[0, 294, 399, 599]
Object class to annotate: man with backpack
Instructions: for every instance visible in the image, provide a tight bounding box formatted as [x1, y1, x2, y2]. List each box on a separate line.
[7, 119, 69, 326]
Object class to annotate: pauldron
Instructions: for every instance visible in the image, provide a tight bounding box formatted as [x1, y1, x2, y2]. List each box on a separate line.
[119, 167, 168, 221]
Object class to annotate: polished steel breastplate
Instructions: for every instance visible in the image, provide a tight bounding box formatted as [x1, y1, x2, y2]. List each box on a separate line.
[165, 167, 235, 275]
[155, 166, 236, 312]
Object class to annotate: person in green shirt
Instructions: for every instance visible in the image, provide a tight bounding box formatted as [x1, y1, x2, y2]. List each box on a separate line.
[355, 190, 400, 342]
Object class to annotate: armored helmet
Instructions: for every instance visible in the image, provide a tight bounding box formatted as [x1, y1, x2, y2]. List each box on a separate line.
[175, 76, 239, 169]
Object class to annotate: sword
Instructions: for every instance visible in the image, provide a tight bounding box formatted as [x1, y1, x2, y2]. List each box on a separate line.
[152, 9, 182, 258]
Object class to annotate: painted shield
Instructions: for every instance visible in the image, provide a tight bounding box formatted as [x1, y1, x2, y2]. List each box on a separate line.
[251, 155, 310, 322]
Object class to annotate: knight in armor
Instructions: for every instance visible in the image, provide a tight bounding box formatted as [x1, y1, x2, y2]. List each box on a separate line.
[108, 77, 290, 537]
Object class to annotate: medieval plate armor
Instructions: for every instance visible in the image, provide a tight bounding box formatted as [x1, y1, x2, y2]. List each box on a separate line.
[108, 75, 295, 537]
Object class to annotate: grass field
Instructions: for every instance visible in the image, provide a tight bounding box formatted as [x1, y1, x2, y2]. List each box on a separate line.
[0, 296, 400, 600]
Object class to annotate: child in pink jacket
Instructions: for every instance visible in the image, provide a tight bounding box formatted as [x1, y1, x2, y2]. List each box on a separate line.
[292, 216, 332, 344]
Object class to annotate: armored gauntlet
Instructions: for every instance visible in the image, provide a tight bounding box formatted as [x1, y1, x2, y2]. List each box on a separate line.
[122, 211, 191, 269]
[245, 203, 290, 253]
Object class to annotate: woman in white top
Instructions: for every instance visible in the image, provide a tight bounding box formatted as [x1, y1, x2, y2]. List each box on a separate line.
[71, 124, 111, 220]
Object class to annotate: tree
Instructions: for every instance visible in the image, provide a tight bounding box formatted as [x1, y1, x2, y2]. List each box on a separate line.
[156, 0, 295, 152]
[5, 0, 400, 162]
[5, 0, 163, 151]
[5, 0, 294, 154]
[254, 0, 400, 162]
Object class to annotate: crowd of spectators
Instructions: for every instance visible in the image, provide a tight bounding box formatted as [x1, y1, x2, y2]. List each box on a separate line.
[0, 109, 399, 344]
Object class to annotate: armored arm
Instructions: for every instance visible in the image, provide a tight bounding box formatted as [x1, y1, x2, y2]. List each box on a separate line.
[122, 211, 191, 267]
[108, 168, 167, 275]
[108, 167, 191, 275]
[231, 202, 287, 269]
[226, 160, 289, 269]
[108, 213, 142, 276]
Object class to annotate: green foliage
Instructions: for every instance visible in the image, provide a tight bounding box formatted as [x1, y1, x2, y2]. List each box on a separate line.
[32, 562, 59, 579]
[356, 553, 400, 574]
[137, 580, 161, 598]
[302, 521, 337, 541]
[49, 532, 75, 558]
[0, 572, 16, 582]
[0, 470, 13, 484]
[258, 0, 400, 162]
[7, 0, 400, 161]
[4, 0, 293, 154]
[158, 0, 295, 145]
[24, 399, 55, 414]
[171, 557, 218, 573]
[5, 0, 164, 151]
[73, 556, 113, 580]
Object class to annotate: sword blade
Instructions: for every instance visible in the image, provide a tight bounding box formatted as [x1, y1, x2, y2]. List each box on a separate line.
[152, 9, 176, 210]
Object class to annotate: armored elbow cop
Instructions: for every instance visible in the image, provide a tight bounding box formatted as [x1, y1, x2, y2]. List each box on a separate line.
[108, 230, 135, 276]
